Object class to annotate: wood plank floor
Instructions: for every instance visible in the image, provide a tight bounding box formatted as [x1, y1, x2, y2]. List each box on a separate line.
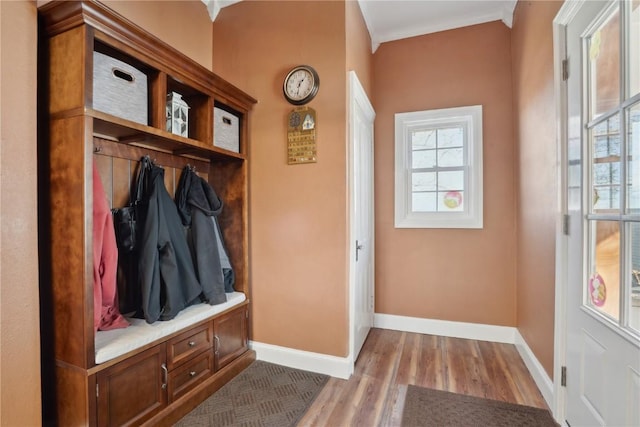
[297, 328, 548, 426]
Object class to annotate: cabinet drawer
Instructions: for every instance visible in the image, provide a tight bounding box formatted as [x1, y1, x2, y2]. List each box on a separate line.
[168, 350, 213, 402]
[167, 323, 213, 370]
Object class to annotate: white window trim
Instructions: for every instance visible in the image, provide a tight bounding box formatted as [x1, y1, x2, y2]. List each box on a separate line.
[394, 105, 483, 229]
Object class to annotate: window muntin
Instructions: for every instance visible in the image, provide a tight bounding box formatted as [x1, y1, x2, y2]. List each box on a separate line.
[395, 105, 482, 229]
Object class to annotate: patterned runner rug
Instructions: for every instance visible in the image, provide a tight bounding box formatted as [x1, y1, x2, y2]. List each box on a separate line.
[402, 385, 558, 427]
[174, 361, 328, 427]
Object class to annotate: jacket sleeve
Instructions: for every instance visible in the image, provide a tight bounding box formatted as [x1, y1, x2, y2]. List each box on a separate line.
[93, 163, 129, 331]
[138, 176, 162, 323]
[158, 182, 203, 320]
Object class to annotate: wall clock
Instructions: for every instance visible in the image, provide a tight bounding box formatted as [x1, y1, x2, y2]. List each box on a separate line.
[283, 65, 320, 105]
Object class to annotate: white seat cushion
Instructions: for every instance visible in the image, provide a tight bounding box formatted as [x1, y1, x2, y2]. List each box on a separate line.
[95, 292, 246, 364]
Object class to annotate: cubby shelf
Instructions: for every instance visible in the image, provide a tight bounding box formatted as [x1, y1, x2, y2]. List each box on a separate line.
[91, 110, 246, 161]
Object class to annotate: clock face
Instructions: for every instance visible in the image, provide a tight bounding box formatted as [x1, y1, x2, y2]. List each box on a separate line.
[283, 65, 319, 105]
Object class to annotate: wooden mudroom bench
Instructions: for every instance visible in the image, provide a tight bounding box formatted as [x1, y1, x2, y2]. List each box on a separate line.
[38, 1, 256, 425]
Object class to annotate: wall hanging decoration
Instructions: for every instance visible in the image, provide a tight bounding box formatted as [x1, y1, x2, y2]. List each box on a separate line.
[287, 106, 317, 164]
[283, 65, 319, 105]
[443, 191, 463, 209]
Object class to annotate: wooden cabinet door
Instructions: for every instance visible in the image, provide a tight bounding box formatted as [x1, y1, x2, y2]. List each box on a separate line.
[96, 344, 167, 427]
[214, 305, 248, 370]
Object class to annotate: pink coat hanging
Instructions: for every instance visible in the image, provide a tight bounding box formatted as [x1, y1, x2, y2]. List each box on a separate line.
[93, 161, 129, 332]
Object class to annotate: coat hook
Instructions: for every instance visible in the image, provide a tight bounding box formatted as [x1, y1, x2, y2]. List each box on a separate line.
[94, 146, 102, 153]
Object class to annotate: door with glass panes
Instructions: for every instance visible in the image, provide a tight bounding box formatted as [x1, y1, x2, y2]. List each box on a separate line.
[564, 1, 640, 425]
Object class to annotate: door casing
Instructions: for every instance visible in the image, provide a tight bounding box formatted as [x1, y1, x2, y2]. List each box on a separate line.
[348, 70, 376, 370]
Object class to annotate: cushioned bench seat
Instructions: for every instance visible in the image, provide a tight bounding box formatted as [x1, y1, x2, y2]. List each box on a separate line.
[95, 292, 246, 364]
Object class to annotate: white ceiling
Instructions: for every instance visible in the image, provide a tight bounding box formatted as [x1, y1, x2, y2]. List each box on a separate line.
[204, 0, 518, 52]
[357, 0, 518, 52]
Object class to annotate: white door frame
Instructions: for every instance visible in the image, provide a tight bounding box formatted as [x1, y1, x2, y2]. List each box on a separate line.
[348, 70, 376, 371]
[555, 2, 640, 424]
[552, 0, 596, 423]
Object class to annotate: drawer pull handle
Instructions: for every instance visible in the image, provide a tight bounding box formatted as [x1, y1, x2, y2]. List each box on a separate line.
[161, 363, 168, 390]
[188, 341, 196, 347]
[189, 371, 197, 377]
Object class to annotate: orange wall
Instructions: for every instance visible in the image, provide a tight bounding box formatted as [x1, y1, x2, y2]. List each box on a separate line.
[212, 1, 351, 357]
[0, 1, 42, 425]
[511, 0, 563, 378]
[346, 0, 373, 97]
[1, 7, 563, 421]
[373, 22, 517, 326]
[105, 0, 213, 70]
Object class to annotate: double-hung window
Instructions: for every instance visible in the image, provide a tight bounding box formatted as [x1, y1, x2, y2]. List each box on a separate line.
[394, 105, 483, 228]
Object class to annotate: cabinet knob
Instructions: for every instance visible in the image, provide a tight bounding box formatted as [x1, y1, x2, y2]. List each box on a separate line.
[189, 371, 197, 377]
[188, 341, 196, 347]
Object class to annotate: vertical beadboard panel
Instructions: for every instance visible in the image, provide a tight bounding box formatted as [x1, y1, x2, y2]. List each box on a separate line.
[112, 157, 132, 209]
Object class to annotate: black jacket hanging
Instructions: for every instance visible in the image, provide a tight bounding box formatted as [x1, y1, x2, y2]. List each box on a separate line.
[138, 163, 202, 323]
[175, 167, 233, 305]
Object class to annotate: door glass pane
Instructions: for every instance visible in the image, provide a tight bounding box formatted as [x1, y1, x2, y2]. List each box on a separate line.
[629, 0, 639, 98]
[629, 222, 640, 332]
[588, 220, 620, 321]
[592, 116, 621, 212]
[588, 5, 620, 119]
[628, 102, 640, 213]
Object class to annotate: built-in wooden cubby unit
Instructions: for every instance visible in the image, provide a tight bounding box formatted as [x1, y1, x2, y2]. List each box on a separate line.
[38, 1, 256, 425]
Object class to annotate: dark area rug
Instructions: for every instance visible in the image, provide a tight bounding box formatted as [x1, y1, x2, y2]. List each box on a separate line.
[174, 360, 328, 427]
[401, 385, 558, 427]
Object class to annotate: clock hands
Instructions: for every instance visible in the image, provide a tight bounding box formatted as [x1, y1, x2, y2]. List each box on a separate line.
[295, 74, 306, 96]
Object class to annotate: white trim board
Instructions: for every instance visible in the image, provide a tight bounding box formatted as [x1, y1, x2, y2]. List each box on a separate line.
[374, 313, 516, 343]
[250, 341, 353, 380]
[514, 331, 555, 409]
[374, 313, 554, 410]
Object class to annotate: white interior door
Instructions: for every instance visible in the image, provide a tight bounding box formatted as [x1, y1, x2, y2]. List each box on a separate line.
[349, 71, 375, 364]
[564, 1, 640, 425]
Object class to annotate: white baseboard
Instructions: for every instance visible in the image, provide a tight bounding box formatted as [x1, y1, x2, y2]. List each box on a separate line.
[374, 313, 517, 343]
[250, 341, 353, 379]
[514, 330, 555, 410]
[374, 312, 555, 410]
